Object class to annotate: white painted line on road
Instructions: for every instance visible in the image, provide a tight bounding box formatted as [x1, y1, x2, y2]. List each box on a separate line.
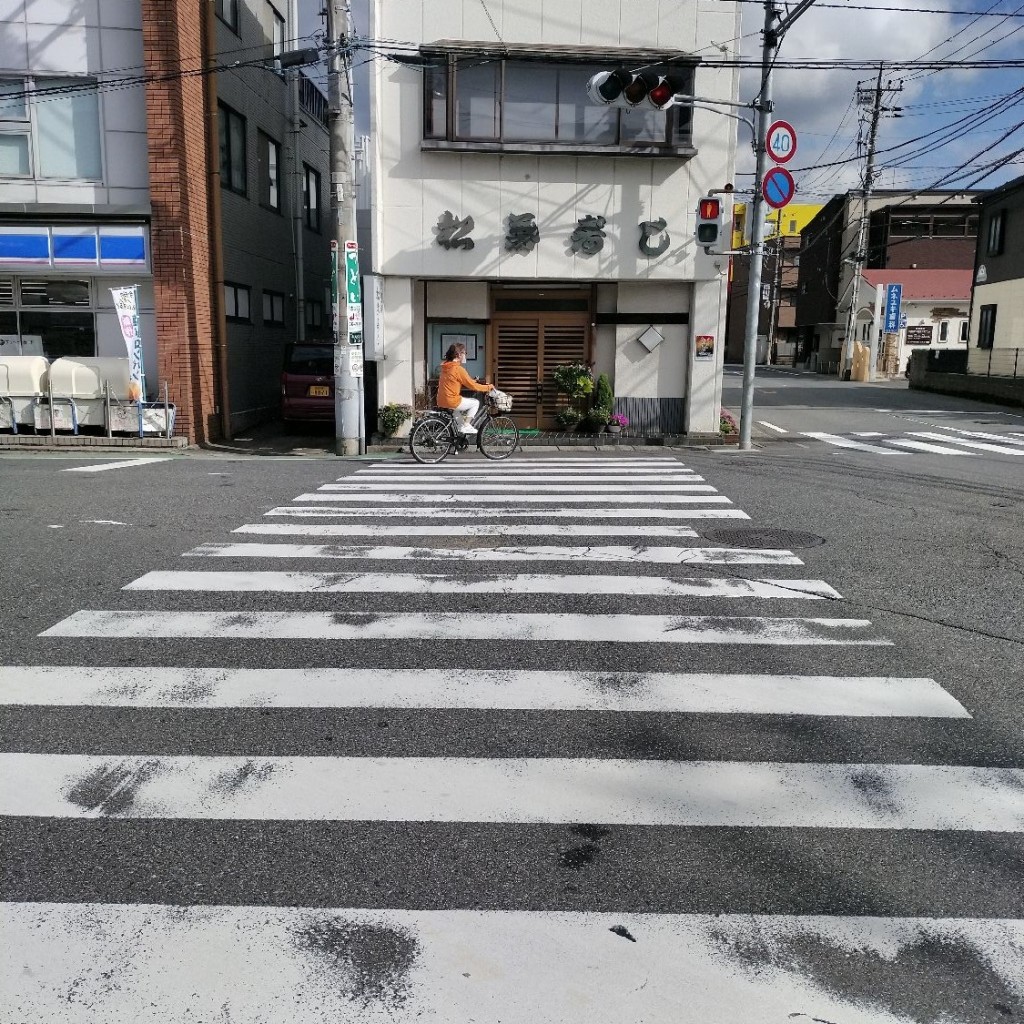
[269, 505, 750, 519]
[909, 432, 1024, 456]
[802, 432, 908, 454]
[303, 490, 720, 503]
[290, 494, 735, 507]
[41, 611, 878, 646]
[346, 474, 703, 483]
[757, 421, 788, 434]
[233, 523, 701, 539]
[927, 427, 1024, 447]
[62, 458, 170, 473]
[7, 907, 1022, 1024]
[322, 482, 706, 492]
[126, 571, 839, 600]
[182, 542, 803, 565]
[0, 666, 966, 716]
[852, 432, 885, 437]
[354, 464, 692, 474]
[887, 439, 966, 455]
[14, 755, 1024, 828]
[382, 457, 681, 465]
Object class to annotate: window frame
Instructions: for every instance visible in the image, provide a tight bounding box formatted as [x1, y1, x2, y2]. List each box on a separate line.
[986, 209, 1005, 256]
[218, 102, 248, 196]
[224, 282, 251, 323]
[305, 298, 323, 329]
[269, 3, 286, 58]
[258, 130, 282, 211]
[420, 52, 697, 156]
[977, 304, 997, 350]
[215, 0, 239, 32]
[303, 163, 321, 231]
[262, 288, 285, 326]
[960, 319, 969, 342]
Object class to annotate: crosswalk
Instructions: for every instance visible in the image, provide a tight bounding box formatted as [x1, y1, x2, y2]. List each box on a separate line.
[4, 453, 1024, 1021]
[769, 426, 1024, 457]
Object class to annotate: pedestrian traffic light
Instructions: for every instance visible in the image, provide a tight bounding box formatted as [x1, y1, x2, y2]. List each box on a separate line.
[587, 69, 680, 109]
[695, 196, 723, 247]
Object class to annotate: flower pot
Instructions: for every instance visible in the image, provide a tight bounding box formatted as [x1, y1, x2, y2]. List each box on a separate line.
[607, 424, 622, 435]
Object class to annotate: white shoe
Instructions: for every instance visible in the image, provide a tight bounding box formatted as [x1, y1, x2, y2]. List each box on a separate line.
[461, 426, 477, 435]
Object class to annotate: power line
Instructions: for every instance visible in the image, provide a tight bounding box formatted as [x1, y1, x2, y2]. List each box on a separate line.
[724, 0, 1024, 15]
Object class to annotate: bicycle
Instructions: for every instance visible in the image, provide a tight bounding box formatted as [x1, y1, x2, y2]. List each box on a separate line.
[409, 389, 519, 464]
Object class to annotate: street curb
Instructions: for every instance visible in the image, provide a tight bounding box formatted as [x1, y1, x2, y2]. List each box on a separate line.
[0, 435, 189, 450]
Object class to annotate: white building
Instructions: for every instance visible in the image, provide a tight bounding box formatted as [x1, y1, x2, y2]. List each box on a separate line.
[365, 0, 741, 435]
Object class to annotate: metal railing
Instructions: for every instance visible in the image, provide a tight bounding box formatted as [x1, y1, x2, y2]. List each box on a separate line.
[968, 347, 1023, 379]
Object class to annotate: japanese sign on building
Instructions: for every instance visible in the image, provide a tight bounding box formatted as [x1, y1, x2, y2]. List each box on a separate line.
[110, 285, 145, 401]
[884, 283, 902, 333]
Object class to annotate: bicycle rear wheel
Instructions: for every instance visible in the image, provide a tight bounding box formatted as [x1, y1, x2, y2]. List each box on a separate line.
[478, 414, 519, 460]
[410, 416, 455, 464]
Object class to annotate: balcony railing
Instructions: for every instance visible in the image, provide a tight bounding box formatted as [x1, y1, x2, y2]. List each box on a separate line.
[968, 347, 1024, 379]
[299, 73, 328, 128]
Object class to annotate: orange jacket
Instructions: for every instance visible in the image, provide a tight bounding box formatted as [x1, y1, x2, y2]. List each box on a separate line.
[436, 360, 491, 408]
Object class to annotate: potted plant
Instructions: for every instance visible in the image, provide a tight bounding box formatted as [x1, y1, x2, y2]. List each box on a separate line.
[720, 408, 738, 435]
[583, 405, 610, 433]
[379, 402, 413, 437]
[594, 373, 614, 412]
[607, 412, 629, 435]
[552, 362, 594, 401]
[554, 407, 582, 431]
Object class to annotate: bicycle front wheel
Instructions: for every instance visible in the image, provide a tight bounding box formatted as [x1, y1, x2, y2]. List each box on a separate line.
[409, 416, 455, 464]
[478, 414, 519, 460]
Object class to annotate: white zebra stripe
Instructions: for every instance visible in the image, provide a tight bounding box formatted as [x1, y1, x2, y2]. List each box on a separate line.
[324, 482, 705, 492]
[125, 571, 841, 600]
[928, 427, 1024, 447]
[8, 906, 1020, 1023]
[886, 439, 966, 455]
[62, 458, 171, 473]
[300, 491, 719, 503]
[802, 432, 909, 454]
[380, 457, 681, 465]
[182, 543, 802, 565]
[232, 523, 700, 539]
[290, 495, 735, 507]
[342, 475, 705, 484]
[40, 611, 881, 645]
[0, 666, 967, 716]
[4, 755, 1017, 827]
[267, 506, 750, 519]
[909, 432, 1024, 456]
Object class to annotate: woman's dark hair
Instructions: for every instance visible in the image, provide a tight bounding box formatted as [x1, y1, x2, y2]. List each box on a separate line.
[443, 343, 466, 362]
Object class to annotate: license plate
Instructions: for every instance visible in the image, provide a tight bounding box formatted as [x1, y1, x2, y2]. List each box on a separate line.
[307, 385, 330, 397]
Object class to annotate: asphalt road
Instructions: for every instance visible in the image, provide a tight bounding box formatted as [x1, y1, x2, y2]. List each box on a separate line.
[1, 422, 1023, 1022]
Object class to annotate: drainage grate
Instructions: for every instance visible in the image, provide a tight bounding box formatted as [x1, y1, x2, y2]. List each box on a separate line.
[702, 527, 826, 549]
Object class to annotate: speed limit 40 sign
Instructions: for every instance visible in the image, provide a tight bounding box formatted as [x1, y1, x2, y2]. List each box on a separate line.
[766, 120, 797, 164]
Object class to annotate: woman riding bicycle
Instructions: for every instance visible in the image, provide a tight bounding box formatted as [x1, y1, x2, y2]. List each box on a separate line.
[436, 342, 493, 435]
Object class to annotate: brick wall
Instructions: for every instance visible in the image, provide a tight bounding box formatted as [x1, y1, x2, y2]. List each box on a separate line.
[141, 0, 219, 444]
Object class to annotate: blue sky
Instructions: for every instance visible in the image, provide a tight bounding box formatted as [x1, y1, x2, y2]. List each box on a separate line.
[298, 0, 1024, 199]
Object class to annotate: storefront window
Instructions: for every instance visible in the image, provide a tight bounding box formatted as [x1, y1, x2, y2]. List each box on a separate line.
[20, 278, 91, 306]
[20, 310, 94, 358]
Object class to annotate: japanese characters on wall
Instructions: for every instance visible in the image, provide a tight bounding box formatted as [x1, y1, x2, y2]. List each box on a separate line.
[434, 211, 672, 258]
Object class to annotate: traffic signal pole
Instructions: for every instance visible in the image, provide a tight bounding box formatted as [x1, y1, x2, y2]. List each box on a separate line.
[326, 0, 364, 456]
[738, 2, 780, 450]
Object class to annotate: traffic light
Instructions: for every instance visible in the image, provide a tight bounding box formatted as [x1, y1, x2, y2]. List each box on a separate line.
[587, 69, 679, 109]
[695, 196, 723, 247]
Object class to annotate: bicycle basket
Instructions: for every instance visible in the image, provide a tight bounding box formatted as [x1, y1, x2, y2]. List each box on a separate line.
[488, 388, 513, 412]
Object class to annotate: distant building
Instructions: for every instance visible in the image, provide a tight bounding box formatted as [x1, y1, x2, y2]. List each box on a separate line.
[725, 202, 822, 365]
[795, 190, 981, 374]
[0, 0, 331, 441]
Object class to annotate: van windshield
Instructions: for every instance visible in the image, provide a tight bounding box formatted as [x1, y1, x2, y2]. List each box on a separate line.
[285, 346, 333, 375]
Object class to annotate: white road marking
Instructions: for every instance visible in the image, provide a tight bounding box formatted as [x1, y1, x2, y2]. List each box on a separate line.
[757, 421, 788, 433]
[0, 666, 966, 716]
[290, 495, 735, 508]
[927, 426, 1024, 447]
[301, 490, 719, 503]
[322, 482, 706, 492]
[80, 519, 131, 526]
[12, 756, 1024, 827]
[183, 542, 803, 564]
[266, 505, 749, 519]
[344, 474, 704, 483]
[62, 458, 170, 473]
[909, 432, 1024, 456]
[7, 907, 1023, 1023]
[41, 610, 880, 645]
[852, 432, 885, 437]
[802, 432, 908, 454]
[887, 439, 966, 455]
[125, 571, 840, 600]
[233, 523, 701, 538]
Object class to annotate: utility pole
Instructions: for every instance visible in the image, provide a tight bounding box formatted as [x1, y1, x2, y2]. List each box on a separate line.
[841, 64, 901, 379]
[326, 0, 364, 456]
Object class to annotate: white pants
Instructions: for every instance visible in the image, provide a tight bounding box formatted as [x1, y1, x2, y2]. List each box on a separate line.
[453, 396, 479, 433]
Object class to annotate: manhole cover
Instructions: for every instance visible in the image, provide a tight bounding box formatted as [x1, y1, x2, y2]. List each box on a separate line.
[702, 527, 826, 549]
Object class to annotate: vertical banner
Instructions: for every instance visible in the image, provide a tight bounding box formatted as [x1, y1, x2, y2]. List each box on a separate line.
[330, 240, 340, 343]
[110, 285, 145, 401]
[345, 240, 362, 344]
[884, 283, 902, 334]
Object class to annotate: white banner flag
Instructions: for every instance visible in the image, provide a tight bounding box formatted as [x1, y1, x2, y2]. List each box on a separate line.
[110, 285, 144, 401]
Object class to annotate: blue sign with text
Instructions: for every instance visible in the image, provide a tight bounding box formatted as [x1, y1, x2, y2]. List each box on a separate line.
[884, 283, 902, 333]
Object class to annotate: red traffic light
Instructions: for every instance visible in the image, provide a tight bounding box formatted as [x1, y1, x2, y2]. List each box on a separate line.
[698, 197, 721, 220]
[647, 77, 676, 109]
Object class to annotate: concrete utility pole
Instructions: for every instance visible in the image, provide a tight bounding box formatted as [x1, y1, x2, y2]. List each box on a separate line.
[841, 64, 901, 379]
[738, 0, 818, 450]
[326, 0, 365, 456]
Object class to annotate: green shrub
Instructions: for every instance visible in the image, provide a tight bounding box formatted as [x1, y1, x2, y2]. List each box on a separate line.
[583, 405, 611, 432]
[379, 402, 413, 437]
[554, 407, 582, 430]
[552, 363, 594, 400]
[594, 373, 613, 412]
